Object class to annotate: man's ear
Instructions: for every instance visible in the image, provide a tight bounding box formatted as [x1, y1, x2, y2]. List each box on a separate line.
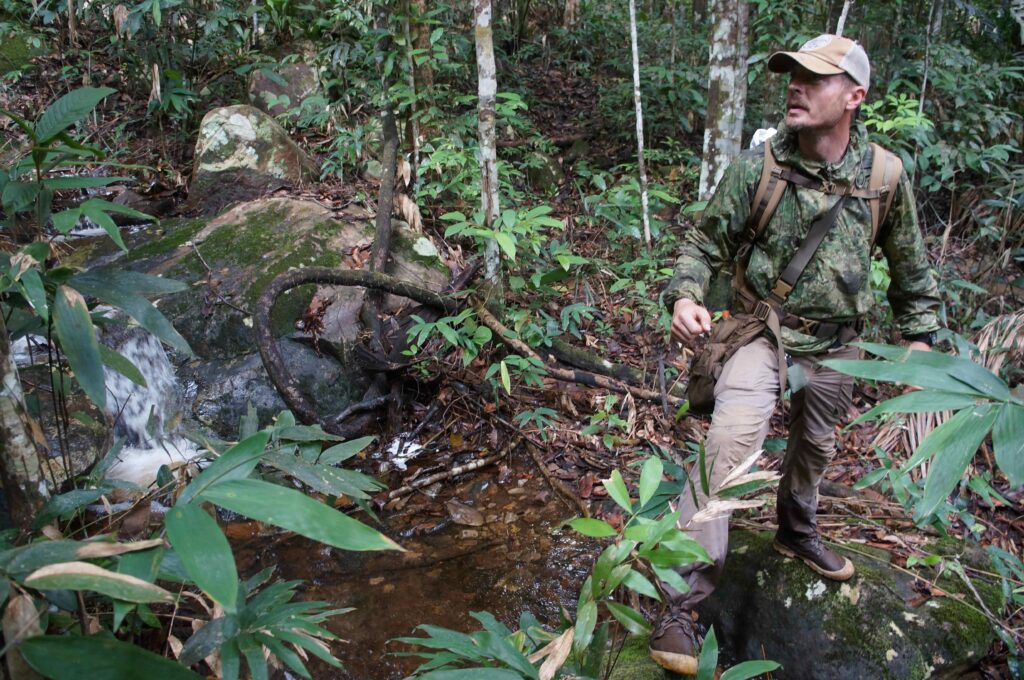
[846, 85, 866, 111]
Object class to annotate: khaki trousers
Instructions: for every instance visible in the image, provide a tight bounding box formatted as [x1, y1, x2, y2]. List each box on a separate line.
[668, 337, 858, 608]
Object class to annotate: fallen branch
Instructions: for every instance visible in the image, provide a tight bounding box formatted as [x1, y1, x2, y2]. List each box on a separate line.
[475, 303, 683, 407]
[386, 436, 522, 499]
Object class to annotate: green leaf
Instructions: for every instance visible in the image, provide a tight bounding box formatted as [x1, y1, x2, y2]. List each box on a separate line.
[651, 565, 689, 594]
[80, 198, 154, 222]
[849, 390, 980, 426]
[80, 202, 127, 251]
[22, 635, 200, 680]
[622, 568, 661, 600]
[53, 285, 106, 409]
[43, 176, 125, 190]
[18, 267, 47, 322]
[165, 504, 239, 613]
[24, 561, 174, 603]
[51, 208, 81, 233]
[639, 457, 664, 507]
[180, 615, 239, 667]
[316, 436, 375, 465]
[499, 360, 511, 394]
[200, 479, 402, 552]
[177, 431, 270, 505]
[696, 626, 719, 680]
[264, 450, 379, 500]
[568, 518, 617, 538]
[32, 488, 108, 529]
[493, 232, 516, 260]
[917, 404, 999, 519]
[71, 268, 187, 297]
[113, 547, 163, 631]
[98, 344, 147, 387]
[573, 599, 598, 653]
[854, 343, 1011, 401]
[823, 358, 983, 396]
[602, 470, 633, 512]
[992, 404, 1024, 488]
[2, 180, 39, 213]
[605, 601, 651, 635]
[34, 87, 116, 143]
[720, 660, 783, 680]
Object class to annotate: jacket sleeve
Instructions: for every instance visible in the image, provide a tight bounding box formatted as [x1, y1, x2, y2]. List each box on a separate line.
[879, 170, 943, 338]
[662, 155, 755, 312]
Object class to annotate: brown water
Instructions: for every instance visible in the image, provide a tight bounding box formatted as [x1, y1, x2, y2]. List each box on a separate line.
[235, 464, 595, 679]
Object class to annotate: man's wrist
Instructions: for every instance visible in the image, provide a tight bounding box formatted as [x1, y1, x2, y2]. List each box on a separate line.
[904, 330, 938, 347]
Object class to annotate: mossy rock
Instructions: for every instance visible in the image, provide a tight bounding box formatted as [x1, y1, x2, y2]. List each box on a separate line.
[692, 529, 997, 679]
[188, 105, 319, 215]
[0, 28, 45, 73]
[605, 634, 668, 680]
[247, 63, 320, 120]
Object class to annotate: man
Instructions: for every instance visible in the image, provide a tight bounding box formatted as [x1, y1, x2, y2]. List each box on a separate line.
[651, 35, 942, 674]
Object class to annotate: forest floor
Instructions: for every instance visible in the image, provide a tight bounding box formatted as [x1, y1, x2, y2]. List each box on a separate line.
[3, 43, 1022, 678]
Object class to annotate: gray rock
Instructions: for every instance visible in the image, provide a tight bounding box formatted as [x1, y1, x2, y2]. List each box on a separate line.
[247, 63, 320, 120]
[188, 105, 319, 214]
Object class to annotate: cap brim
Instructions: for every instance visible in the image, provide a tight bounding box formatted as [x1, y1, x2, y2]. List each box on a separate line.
[767, 51, 846, 76]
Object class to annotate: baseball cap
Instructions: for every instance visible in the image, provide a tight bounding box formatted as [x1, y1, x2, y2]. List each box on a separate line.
[767, 34, 870, 91]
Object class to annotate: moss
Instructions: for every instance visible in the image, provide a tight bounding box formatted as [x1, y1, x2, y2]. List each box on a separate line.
[0, 28, 44, 72]
[127, 219, 207, 261]
[605, 635, 666, 680]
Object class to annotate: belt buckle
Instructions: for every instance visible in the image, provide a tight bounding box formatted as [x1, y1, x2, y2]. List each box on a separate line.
[753, 300, 771, 321]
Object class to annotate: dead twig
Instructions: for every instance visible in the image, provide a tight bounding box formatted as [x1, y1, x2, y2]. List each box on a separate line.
[387, 436, 522, 499]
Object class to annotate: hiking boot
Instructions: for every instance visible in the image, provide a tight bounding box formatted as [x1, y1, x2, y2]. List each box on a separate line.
[773, 532, 854, 581]
[648, 606, 699, 675]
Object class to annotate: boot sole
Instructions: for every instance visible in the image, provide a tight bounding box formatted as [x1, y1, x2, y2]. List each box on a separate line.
[773, 540, 855, 581]
[650, 648, 699, 675]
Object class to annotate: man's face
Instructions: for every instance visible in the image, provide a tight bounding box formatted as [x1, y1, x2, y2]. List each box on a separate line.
[784, 66, 864, 133]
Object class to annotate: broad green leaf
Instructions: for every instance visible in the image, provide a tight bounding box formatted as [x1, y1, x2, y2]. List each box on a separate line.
[0, 538, 162, 577]
[494, 231, 516, 260]
[98, 344, 147, 387]
[264, 451, 379, 500]
[567, 518, 617, 538]
[34, 87, 116, 143]
[32, 488, 108, 529]
[651, 565, 690, 594]
[622, 568, 661, 600]
[53, 286, 106, 409]
[113, 547, 163, 631]
[720, 660, 783, 680]
[273, 424, 343, 442]
[80, 202, 127, 251]
[605, 601, 650, 635]
[24, 561, 174, 603]
[17, 268, 47, 322]
[71, 268, 187, 297]
[43, 176, 124, 190]
[22, 635, 200, 680]
[2, 180, 38, 212]
[51, 208, 81, 233]
[902, 404, 994, 471]
[200, 479, 402, 552]
[602, 470, 633, 512]
[240, 634, 269, 680]
[639, 457, 664, 507]
[849, 390, 979, 426]
[165, 504, 239, 613]
[177, 431, 270, 505]
[696, 626, 719, 680]
[180, 616, 239, 667]
[855, 343, 1011, 401]
[992, 404, 1024, 488]
[317, 436, 375, 465]
[573, 599, 598, 653]
[917, 405, 999, 519]
[80, 198, 153, 222]
[823, 358, 988, 396]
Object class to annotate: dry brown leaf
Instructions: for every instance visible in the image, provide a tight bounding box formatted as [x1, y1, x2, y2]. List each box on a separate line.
[113, 5, 129, 37]
[396, 157, 411, 188]
[148, 63, 161, 108]
[690, 499, 765, 523]
[717, 449, 766, 490]
[2, 593, 43, 680]
[24, 561, 174, 603]
[167, 634, 184, 659]
[394, 193, 423, 232]
[75, 538, 164, 559]
[527, 627, 574, 680]
[40, 524, 63, 541]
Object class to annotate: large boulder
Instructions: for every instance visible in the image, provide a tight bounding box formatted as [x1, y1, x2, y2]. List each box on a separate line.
[247, 63, 320, 120]
[188, 105, 319, 214]
[607, 529, 998, 680]
[119, 197, 448, 435]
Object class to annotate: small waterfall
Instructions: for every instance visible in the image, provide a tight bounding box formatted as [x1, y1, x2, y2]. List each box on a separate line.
[101, 326, 199, 488]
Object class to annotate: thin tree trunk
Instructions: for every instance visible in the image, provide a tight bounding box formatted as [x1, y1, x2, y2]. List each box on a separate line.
[0, 315, 48, 533]
[698, 0, 749, 200]
[835, 0, 853, 36]
[628, 0, 652, 248]
[412, 0, 434, 90]
[475, 0, 502, 289]
[564, 0, 578, 28]
[402, 2, 421, 185]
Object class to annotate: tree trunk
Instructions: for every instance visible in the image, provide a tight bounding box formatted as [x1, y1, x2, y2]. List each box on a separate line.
[475, 0, 503, 290]
[835, 0, 853, 36]
[698, 0, 750, 200]
[563, 0, 578, 28]
[628, 0, 652, 248]
[692, 0, 707, 25]
[0, 315, 48, 533]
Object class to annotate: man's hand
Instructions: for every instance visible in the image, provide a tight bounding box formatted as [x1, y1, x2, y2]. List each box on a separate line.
[906, 341, 931, 353]
[671, 298, 712, 344]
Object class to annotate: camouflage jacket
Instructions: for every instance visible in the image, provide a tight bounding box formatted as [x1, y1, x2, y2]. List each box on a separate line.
[663, 122, 942, 354]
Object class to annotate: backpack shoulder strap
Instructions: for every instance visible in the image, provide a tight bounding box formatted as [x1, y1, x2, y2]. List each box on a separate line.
[868, 142, 904, 246]
[747, 142, 787, 243]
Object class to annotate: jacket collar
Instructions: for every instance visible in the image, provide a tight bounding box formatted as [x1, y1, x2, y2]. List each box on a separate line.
[770, 121, 871, 184]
